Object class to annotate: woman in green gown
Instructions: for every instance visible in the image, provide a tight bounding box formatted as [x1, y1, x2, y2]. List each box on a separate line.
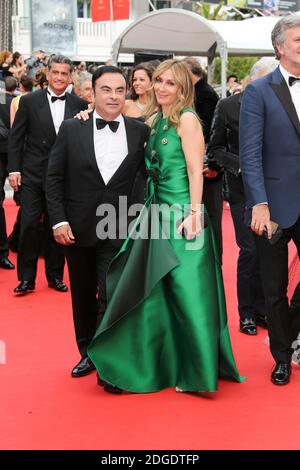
[88, 59, 244, 393]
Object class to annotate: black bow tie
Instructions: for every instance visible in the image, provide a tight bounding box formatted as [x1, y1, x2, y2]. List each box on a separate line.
[49, 93, 66, 103]
[288, 76, 300, 86]
[96, 118, 119, 133]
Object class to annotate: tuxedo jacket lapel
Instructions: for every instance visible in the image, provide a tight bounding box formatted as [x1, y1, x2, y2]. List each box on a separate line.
[78, 115, 106, 187]
[269, 69, 300, 135]
[124, 115, 138, 155]
[64, 93, 77, 120]
[37, 89, 57, 144]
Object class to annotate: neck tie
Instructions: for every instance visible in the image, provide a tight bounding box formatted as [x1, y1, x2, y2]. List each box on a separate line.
[51, 95, 66, 103]
[288, 76, 300, 86]
[96, 118, 119, 133]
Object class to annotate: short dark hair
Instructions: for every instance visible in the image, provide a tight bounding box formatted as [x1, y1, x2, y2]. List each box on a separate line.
[4, 76, 18, 92]
[48, 54, 74, 73]
[92, 65, 126, 91]
[20, 74, 34, 92]
[227, 74, 238, 83]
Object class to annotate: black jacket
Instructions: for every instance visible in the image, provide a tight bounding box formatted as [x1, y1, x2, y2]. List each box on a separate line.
[46, 114, 149, 247]
[0, 92, 13, 153]
[194, 78, 219, 144]
[8, 88, 88, 185]
[207, 93, 245, 204]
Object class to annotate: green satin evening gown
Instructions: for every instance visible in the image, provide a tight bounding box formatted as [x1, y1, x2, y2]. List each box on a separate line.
[88, 109, 244, 393]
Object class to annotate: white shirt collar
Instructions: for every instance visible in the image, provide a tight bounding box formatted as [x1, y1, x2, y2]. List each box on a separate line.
[279, 64, 300, 88]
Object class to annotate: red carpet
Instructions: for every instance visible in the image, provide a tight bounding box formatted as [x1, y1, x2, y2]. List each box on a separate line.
[0, 199, 299, 450]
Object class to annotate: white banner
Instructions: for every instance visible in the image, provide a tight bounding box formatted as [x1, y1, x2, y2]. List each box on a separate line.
[31, 0, 76, 57]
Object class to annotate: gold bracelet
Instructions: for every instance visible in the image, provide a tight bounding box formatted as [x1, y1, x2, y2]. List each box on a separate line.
[190, 207, 202, 216]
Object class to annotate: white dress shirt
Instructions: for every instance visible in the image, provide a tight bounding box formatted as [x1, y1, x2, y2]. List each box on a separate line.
[93, 110, 128, 185]
[47, 87, 66, 135]
[279, 64, 300, 122]
[53, 111, 128, 230]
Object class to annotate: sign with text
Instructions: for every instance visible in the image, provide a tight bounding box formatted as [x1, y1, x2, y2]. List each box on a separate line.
[112, 0, 131, 20]
[31, 0, 76, 56]
[184, 0, 299, 10]
[279, 0, 298, 11]
[91, 0, 131, 22]
[91, 0, 111, 22]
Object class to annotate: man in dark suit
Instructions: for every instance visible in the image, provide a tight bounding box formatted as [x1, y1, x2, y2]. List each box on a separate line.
[8, 55, 88, 294]
[208, 58, 278, 336]
[46, 66, 149, 381]
[240, 16, 300, 385]
[0, 77, 17, 270]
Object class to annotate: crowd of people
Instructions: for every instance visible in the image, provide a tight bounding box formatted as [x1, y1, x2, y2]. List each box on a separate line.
[0, 14, 299, 393]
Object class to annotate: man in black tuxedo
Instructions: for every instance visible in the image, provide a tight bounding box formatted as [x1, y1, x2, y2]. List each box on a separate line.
[46, 66, 149, 380]
[208, 58, 278, 336]
[8, 55, 88, 294]
[0, 77, 17, 270]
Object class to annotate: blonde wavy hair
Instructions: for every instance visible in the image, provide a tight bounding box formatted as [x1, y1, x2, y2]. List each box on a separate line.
[146, 59, 195, 129]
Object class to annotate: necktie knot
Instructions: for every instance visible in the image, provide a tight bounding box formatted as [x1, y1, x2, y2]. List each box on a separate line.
[289, 76, 300, 86]
[96, 118, 119, 133]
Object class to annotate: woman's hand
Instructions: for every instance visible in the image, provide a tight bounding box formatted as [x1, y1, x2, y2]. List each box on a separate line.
[177, 213, 202, 240]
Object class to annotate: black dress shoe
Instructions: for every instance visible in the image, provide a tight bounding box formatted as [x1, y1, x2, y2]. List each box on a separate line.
[0, 256, 15, 270]
[239, 318, 257, 335]
[48, 278, 68, 292]
[71, 357, 96, 377]
[103, 380, 123, 394]
[97, 373, 104, 387]
[255, 316, 268, 329]
[271, 362, 291, 385]
[14, 280, 35, 294]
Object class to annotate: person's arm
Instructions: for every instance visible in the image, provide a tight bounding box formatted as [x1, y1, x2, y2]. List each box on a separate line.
[207, 100, 227, 154]
[7, 94, 29, 191]
[9, 64, 27, 81]
[207, 99, 239, 176]
[46, 121, 75, 245]
[196, 87, 219, 143]
[177, 112, 205, 240]
[239, 84, 272, 238]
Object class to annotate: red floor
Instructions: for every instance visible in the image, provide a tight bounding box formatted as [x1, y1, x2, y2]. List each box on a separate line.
[0, 200, 299, 450]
